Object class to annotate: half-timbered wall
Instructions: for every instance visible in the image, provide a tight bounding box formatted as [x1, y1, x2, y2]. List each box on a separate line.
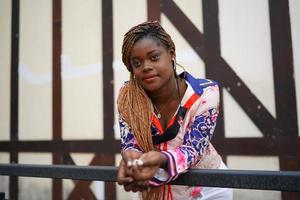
[0, 0, 299, 199]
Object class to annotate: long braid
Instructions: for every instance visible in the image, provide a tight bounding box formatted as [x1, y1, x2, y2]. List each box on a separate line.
[117, 21, 176, 200]
[117, 74, 154, 152]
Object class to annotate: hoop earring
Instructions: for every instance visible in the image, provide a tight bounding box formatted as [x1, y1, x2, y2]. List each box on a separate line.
[172, 59, 179, 79]
[172, 59, 176, 70]
[130, 72, 136, 83]
[174, 59, 187, 79]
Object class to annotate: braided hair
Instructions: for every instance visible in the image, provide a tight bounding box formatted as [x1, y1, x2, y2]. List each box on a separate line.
[117, 21, 176, 200]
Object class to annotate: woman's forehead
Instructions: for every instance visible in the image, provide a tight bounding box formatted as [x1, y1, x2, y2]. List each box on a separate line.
[130, 37, 166, 56]
[134, 37, 162, 48]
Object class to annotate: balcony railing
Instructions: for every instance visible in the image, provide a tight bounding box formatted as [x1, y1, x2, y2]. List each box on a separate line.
[0, 163, 300, 193]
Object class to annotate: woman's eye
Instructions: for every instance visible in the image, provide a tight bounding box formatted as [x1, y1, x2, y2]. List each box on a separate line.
[151, 54, 159, 61]
[131, 60, 141, 67]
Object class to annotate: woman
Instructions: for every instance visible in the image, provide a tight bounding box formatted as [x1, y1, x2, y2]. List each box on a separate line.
[117, 21, 232, 200]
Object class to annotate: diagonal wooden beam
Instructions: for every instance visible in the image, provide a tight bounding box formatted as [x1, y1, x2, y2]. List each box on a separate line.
[161, 0, 282, 136]
[67, 154, 115, 200]
[66, 153, 97, 200]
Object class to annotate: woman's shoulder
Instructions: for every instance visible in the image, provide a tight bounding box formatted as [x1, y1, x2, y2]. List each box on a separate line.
[181, 72, 219, 96]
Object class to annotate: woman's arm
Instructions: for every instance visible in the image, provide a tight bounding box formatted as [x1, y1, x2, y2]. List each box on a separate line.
[151, 86, 220, 184]
[160, 107, 219, 182]
[119, 117, 142, 151]
[129, 107, 219, 185]
[118, 117, 150, 191]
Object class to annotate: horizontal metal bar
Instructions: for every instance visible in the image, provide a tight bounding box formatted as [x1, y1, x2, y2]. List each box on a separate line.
[0, 164, 299, 192]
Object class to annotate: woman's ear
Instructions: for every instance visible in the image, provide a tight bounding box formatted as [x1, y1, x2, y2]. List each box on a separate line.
[169, 49, 176, 60]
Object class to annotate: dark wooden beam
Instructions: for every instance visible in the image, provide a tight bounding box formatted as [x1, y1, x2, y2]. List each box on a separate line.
[269, 0, 298, 136]
[52, 0, 62, 141]
[102, 0, 114, 141]
[52, 0, 62, 199]
[147, 0, 161, 21]
[67, 154, 115, 200]
[10, 0, 19, 145]
[1, 137, 300, 156]
[213, 136, 300, 156]
[10, 0, 20, 199]
[0, 140, 121, 153]
[202, 0, 225, 141]
[280, 156, 300, 200]
[67, 155, 97, 200]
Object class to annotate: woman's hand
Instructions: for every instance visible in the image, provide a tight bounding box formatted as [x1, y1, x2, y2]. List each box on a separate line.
[130, 150, 167, 181]
[117, 149, 141, 185]
[117, 150, 149, 192]
[117, 150, 167, 192]
[117, 158, 149, 192]
[117, 158, 133, 186]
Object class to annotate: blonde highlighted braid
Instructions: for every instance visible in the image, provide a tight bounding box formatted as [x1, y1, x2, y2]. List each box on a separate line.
[117, 21, 176, 200]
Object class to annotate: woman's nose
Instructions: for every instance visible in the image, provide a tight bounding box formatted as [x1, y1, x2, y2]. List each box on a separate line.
[143, 63, 153, 72]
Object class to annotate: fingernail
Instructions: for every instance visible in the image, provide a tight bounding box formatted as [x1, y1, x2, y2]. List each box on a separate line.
[137, 159, 144, 166]
[127, 161, 132, 166]
[133, 159, 138, 166]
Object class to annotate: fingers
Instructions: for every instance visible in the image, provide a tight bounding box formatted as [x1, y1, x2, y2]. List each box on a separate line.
[128, 158, 144, 167]
[120, 150, 142, 178]
[126, 153, 161, 181]
[139, 151, 167, 167]
[132, 167, 158, 181]
[117, 159, 133, 185]
[119, 151, 164, 188]
[123, 181, 149, 192]
[122, 149, 142, 163]
[126, 158, 143, 178]
[118, 176, 134, 185]
[138, 151, 157, 167]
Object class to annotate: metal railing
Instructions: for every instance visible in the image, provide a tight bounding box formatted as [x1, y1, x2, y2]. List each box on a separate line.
[0, 163, 300, 192]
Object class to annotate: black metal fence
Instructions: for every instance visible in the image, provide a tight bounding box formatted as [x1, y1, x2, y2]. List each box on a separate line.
[0, 163, 300, 193]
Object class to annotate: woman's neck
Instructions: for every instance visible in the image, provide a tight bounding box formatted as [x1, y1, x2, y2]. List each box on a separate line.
[148, 77, 178, 105]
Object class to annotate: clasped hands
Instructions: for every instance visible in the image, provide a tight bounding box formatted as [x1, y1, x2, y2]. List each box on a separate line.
[117, 150, 167, 192]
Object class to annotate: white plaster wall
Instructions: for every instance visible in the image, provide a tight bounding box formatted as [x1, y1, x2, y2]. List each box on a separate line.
[161, 14, 206, 79]
[289, 0, 300, 136]
[0, 0, 11, 141]
[0, 0, 299, 199]
[0, 153, 9, 198]
[113, 0, 148, 139]
[19, 153, 52, 200]
[228, 156, 281, 200]
[219, 0, 275, 138]
[162, 0, 205, 79]
[62, 0, 103, 140]
[19, 0, 52, 140]
[0, 1, 12, 198]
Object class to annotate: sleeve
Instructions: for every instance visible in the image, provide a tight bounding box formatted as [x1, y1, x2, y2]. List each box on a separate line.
[119, 116, 143, 154]
[150, 85, 220, 184]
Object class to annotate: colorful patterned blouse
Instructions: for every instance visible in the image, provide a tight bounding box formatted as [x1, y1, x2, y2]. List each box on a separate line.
[119, 72, 222, 200]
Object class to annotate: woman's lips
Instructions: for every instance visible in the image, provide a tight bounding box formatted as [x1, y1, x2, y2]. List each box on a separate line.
[143, 75, 157, 83]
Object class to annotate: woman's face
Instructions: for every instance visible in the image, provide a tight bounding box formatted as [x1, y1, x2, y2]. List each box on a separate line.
[129, 37, 175, 92]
